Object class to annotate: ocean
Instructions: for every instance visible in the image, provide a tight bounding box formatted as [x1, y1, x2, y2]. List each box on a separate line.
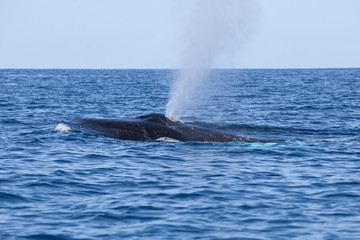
[1, 68, 359, 239]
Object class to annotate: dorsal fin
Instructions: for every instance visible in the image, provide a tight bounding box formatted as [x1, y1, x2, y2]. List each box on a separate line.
[137, 113, 177, 126]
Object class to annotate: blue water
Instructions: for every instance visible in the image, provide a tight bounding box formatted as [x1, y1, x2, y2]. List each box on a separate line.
[1, 69, 360, 239]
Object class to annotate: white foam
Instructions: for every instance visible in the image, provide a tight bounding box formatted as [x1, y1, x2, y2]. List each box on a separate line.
[156, 137, 181, 143]
[55, 123, 72, 133]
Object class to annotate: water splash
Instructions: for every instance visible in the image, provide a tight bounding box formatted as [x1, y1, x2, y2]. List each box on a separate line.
[55, 122, 71, 133]
[166, 0, 260, 120]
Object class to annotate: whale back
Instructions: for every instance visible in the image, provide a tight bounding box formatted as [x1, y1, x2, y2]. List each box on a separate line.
[69, 113, 268, 143]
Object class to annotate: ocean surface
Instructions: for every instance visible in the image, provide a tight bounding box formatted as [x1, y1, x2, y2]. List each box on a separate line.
[1, 68, 359, 240]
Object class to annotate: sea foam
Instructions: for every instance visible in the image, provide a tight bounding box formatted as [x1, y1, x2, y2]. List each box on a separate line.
[55, 122, 72, 133]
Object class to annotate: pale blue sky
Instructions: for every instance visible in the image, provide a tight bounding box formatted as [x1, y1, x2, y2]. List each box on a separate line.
[1, 0, 359, 69]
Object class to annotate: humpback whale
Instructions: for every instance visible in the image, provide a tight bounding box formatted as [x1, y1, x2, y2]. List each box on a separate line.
[71, 113, 267, 143]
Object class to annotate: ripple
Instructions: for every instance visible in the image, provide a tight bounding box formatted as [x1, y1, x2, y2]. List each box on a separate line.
[91, 212, 162, 223]
[21, 234, 81, 240]
[0, 191, 30, 203]
[322, 193, 360, 199]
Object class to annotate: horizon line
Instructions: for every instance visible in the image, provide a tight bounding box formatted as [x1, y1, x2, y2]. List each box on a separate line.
[0, 67, 359, 70]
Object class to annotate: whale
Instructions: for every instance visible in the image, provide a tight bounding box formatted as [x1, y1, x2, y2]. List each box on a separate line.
[70, 113, 268, 143]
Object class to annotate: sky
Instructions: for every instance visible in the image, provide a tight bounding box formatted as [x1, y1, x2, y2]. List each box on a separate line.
[0, 0, 359, 69]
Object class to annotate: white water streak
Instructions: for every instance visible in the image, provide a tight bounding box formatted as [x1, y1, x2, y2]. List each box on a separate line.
[166, 0, 260, 120]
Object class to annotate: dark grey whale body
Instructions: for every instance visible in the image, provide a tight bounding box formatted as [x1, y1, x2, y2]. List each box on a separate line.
[72, 113, 267, 143]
